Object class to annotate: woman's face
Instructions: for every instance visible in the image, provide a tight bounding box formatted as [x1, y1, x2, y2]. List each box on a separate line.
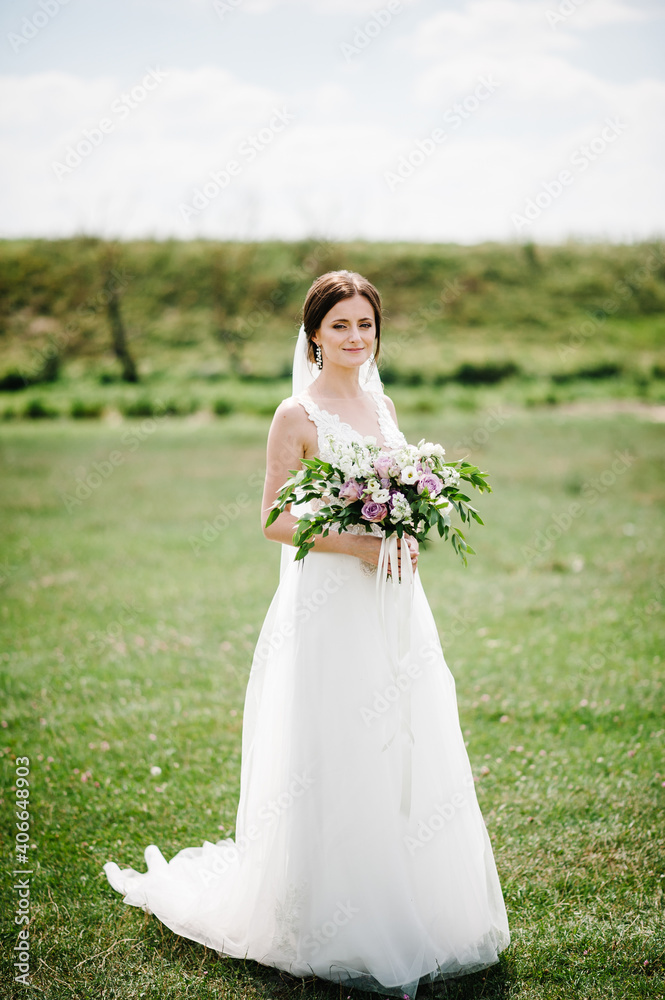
[312, 294, 376, 371]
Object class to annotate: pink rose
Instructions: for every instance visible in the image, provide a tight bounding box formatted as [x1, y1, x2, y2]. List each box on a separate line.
[373, 454, 394, 479]
[361, 501, 388, 522]
[416, 473, 443, 497]
[339, 479, 363, 501]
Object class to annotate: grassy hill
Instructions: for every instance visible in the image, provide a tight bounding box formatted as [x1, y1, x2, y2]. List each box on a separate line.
[1, 237, 664, 419]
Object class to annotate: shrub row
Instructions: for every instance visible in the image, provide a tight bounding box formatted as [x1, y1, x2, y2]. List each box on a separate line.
[2, 363, 664, 422]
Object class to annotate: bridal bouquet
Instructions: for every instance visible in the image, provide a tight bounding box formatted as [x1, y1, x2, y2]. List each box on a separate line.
[266, 435, 491, 565]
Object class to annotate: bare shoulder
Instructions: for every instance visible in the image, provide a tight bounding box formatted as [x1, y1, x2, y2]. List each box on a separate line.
[271, 395, 310, 428]
[267, 396, 316, 454]
[379, 391, 399, 423]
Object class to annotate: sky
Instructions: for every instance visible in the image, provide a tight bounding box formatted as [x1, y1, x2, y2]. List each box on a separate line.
[1, 0, 664, 244]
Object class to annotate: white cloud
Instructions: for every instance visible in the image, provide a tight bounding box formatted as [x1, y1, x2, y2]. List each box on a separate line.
[0, 0, 663, 242]
[545, 0, 650, 29]
[240, 0, 422, 12]
[404, 0, 653, 105]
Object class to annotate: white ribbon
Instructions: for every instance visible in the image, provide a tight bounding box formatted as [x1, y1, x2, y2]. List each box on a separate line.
[376, 533, 415, 819]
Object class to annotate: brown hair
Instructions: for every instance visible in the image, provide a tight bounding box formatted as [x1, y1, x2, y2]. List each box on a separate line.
[302, 270, 382, 364]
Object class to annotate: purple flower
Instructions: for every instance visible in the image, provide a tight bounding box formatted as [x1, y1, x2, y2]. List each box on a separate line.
[339, 478, 363, 501]
[416, 473, 443, 497]
[373, 454, 394, 479]
[361, 501, 388, 522]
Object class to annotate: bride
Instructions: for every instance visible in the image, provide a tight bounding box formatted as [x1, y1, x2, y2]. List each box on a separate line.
[104, 270, 510, 997]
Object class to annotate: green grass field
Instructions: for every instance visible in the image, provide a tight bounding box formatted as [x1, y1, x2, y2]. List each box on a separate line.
[1, 400, 664, 998]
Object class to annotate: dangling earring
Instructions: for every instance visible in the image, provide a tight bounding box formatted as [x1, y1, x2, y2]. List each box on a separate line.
[314, 344, 323, 370]
[364, 353, 377, 384]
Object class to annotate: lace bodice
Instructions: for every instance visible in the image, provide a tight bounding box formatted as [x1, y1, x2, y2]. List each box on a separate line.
[296, 389, 407, 461]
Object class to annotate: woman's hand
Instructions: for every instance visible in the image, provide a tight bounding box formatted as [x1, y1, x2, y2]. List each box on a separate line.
[402, 534, 419, 575]
[350, 533, 419, 579]
[391, 535, 418, 579]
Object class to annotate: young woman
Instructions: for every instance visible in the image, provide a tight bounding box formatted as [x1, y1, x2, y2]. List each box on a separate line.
[105, 270, 510, 997]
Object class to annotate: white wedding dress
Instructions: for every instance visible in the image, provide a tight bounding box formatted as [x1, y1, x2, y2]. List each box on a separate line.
[104, 381, 510, 998]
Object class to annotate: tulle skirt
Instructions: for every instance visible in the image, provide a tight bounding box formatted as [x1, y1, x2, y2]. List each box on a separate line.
[104, 550, 510, 997]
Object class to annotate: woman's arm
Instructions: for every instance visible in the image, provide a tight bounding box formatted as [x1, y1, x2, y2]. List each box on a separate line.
[260, 400, 385, 564]
[261, 397, 417, 572]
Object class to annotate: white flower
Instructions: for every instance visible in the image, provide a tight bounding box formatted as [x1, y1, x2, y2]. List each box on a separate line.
[372, 489, 390, 503]
[150, 765, 162, 776]
[357, 456, 376, 479]
[363, 435, 377, 446]
[418, 439, 445, 459]
[394, 445, 418, 468]
[400, 465, 418, 485]
[389, 495, 413, 524]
